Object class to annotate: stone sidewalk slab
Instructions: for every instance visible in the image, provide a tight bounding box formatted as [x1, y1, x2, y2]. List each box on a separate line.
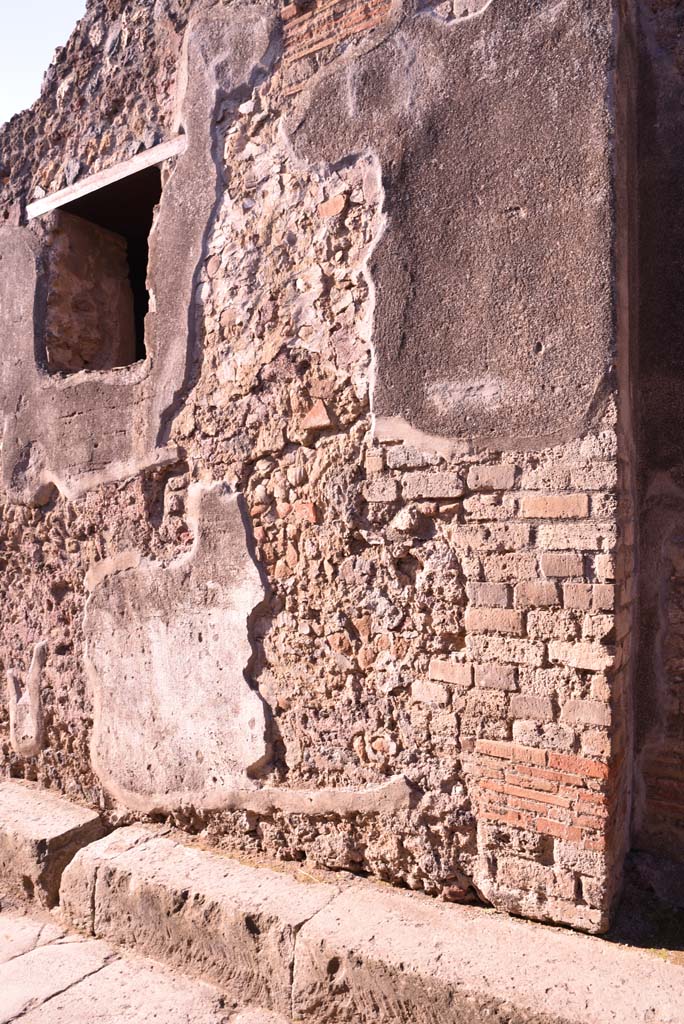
[0, 910, 247, 1023]
[0, 780, 105, 907]
[60, 825, 684, 1024]
[293, 885, 684, 1024]
[60, 825, 342, 1016]
[0, 911, 64, 964]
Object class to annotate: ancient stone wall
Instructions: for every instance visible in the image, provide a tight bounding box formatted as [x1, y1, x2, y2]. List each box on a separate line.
[0, 0, 668, 936]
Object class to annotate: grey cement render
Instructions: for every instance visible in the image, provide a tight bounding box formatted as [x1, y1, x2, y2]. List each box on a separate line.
[0, 5, 279, 506]
[287, 0, 622, 451]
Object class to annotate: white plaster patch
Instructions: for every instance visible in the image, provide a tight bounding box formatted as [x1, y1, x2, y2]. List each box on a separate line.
[84, 483, 269, 814]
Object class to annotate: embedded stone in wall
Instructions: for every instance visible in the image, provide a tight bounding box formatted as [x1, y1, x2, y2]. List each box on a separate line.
[7, 642, 46, 758]
[84, 484, 269, 814]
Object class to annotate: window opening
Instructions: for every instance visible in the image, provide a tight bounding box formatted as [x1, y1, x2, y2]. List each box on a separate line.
[59, 165, 162, 365]
[26, 137, 186, 375]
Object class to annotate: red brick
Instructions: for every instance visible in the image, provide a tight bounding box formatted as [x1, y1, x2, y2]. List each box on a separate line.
[505, 769, 558, 793]
[299, 398, 332, 431]
[480, 809, 532, 830]
[575, 813, 606, 829]
[513, 762, 584, 788]
[535, 818, 582, 843]
[293, 500, 318, 524]
[318, 192, 348, 218]
[511, 743, 547, 767]
[475, 739, 514, 760]
[508, 793, 571, 817]
[502, 783, 572, 809]
[547, 752, 609, 780]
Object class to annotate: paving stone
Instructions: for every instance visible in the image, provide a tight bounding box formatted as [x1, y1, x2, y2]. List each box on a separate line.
[60, 826, 341, 1016]
[0, 781, 105, 908]
[292, 884, 684, 1024]
[0, 935, 113, 1023]
[16, 957, 232, 1024]
[0, 911, 232, 1024]
[0, 911, 64, 964]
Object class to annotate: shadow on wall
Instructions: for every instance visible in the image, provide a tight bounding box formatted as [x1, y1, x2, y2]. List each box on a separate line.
[634, 0, 684, 865]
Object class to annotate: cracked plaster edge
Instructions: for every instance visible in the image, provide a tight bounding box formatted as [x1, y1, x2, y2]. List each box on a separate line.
[23, 445, 183, 508]
[89, 773, 417, 819]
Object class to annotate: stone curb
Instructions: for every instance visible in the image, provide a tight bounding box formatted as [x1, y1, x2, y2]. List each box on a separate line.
[59, 825, 684, 1024]
[0, 780, 106, 908]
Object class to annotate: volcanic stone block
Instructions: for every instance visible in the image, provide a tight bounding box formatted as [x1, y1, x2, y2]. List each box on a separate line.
[0, 780, 105, 908]
[292, 885, 684, 1024]
[60, 826, 341, 1015]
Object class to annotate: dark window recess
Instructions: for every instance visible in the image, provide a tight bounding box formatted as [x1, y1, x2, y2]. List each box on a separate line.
[60, 165, 162, 365]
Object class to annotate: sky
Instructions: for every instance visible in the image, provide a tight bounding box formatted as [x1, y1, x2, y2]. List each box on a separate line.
[0, 0, 86, 126]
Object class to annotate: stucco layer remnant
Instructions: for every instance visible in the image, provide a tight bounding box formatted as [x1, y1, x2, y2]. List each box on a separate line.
[84, 484, 268, 814]
[7, 642, 46, 758]
[287, 0, 618, 450]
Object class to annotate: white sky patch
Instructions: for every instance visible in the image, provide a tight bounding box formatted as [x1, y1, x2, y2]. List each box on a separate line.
[0, 0, 86, 126]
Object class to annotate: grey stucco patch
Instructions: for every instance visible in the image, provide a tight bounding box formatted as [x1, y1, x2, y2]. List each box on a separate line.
[286, 0, 619, 450]
[0, 4, 279, 505]
[84, 483, 270, 814]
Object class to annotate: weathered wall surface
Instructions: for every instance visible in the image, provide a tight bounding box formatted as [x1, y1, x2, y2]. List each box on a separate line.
[0, 0, 650, 936]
